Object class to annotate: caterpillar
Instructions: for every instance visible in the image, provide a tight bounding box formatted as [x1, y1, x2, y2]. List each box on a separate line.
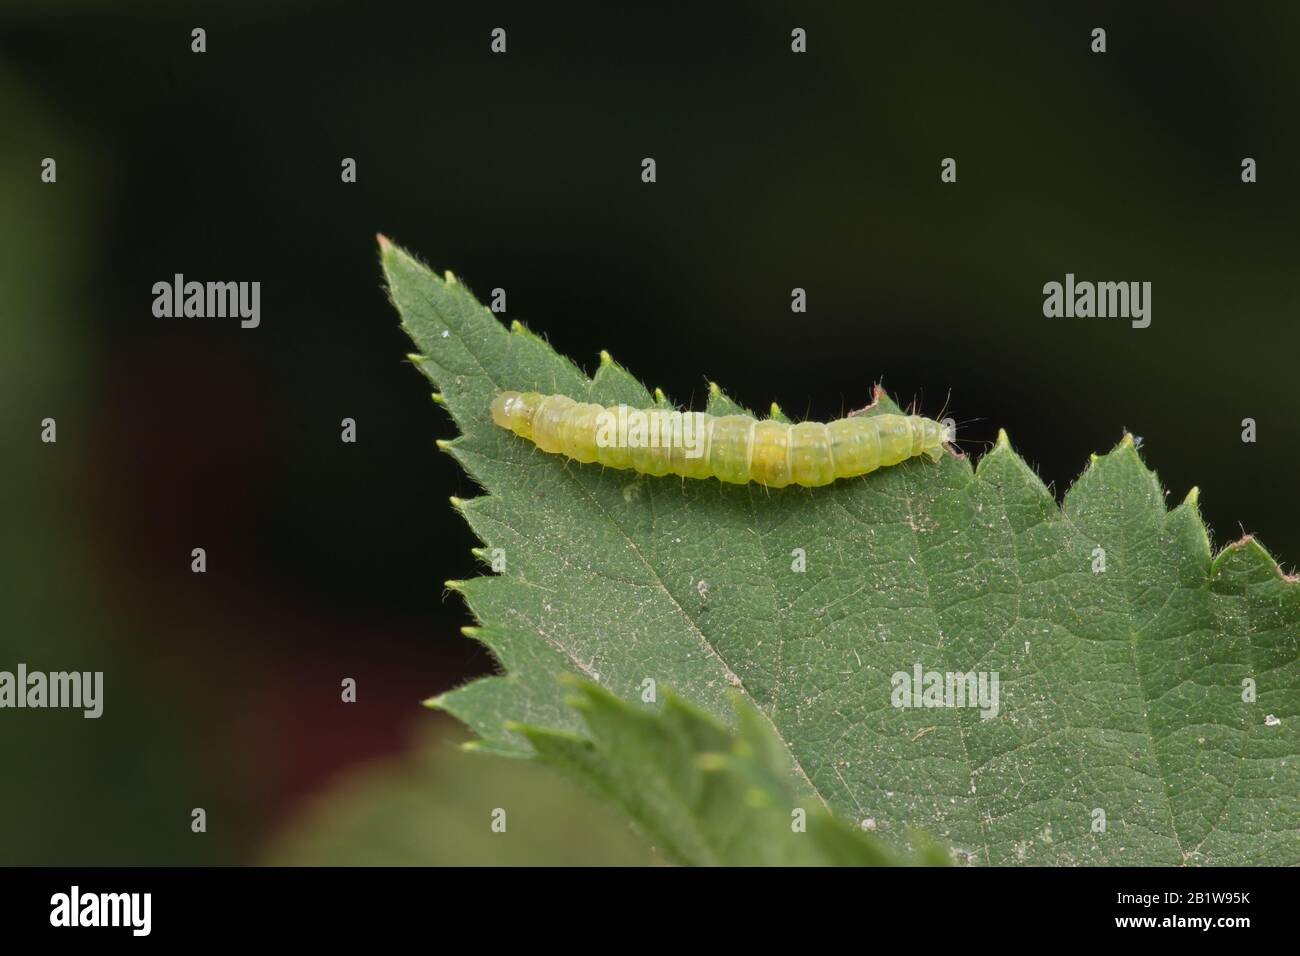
[490, 391, 952, 489]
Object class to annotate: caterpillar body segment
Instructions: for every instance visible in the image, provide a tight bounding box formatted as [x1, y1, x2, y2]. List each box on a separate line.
[490, 391, 949, 489]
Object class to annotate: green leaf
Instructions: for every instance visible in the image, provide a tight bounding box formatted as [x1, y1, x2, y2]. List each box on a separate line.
[266, 720, 656, 866]
[516, 680, 948, 866]
[382, 238, 1300, 865]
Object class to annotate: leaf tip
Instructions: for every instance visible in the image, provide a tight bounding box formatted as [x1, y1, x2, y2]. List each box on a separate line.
[1227, 533, 1262, 556]
[599, 349, 613, 367]
[654, 386, 668, 404]
[448, 495, 466, 510]
[444, 578, 465, 591]
[995, 428, 1011, 450]
[460, 625, 483, 639]
[1182, 485, 1200, 507]
[430, 392, 447, 406]
[769, 401, 784, 419]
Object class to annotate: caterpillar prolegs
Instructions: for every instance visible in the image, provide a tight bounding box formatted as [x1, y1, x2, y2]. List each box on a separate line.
[490, 391, 952, 489]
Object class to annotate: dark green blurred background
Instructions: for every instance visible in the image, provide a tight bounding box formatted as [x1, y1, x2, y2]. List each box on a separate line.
[2, 1, 1297, 864]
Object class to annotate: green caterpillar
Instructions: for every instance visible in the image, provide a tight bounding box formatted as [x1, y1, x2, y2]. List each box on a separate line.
[490, 391, 951, 489]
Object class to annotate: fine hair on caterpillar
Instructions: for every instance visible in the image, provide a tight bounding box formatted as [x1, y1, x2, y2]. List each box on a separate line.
[490, 390, 953, 489]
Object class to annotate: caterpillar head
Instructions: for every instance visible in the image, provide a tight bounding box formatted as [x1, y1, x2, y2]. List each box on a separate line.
[921, 417, 960, 462]
[490, 390, 543, 439]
